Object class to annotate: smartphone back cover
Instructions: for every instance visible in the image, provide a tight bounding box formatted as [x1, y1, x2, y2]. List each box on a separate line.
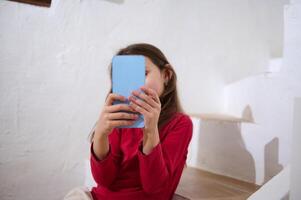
[112, 55, 145, 128]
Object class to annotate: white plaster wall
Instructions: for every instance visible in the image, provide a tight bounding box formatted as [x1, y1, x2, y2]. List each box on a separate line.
[187, 118, 258, 183]
[287, 1, 301, 199]
[291, 98, 301, 200]
[0, 0, 292, 199]
[247, 165, 290, 200]
[220, 0, 301, 185]
[222, 65, 295, 185]
[187, 0, 301, 186]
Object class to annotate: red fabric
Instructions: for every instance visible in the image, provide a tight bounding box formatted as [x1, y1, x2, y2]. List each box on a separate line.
[90, 112, 193, 200]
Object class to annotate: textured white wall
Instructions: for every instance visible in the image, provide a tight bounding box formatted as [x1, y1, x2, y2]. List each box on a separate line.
[220, 0, 301, 185]
[186, 0, 300, 186]
[0, 0, 290, 199]
[287, 1, 301, 199]
[291, 98, 301, 200]
[222, 63, 295, 185]
[187, 117, 258, 183]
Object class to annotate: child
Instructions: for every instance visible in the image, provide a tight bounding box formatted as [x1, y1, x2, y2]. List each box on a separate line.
[66, 43, 193, 200]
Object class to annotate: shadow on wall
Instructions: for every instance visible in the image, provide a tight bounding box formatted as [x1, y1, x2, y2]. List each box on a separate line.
[242, 105, 255, 123]
[264, 137, 283, 183]
[190, 105, 284, 186]
[281, 192, 290, 200]
[101, 0, 125, 4]
[195, 119, 256, 183]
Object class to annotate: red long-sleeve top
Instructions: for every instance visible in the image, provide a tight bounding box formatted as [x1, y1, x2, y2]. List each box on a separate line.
[90, 112, 193, 200]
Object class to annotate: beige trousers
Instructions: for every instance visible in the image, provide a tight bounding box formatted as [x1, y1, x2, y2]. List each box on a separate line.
[63, 187, 94, 200]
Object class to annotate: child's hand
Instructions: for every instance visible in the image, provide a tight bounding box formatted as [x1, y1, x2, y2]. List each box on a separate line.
[95, 93, 139, 138]
[129, 86, 161, 135]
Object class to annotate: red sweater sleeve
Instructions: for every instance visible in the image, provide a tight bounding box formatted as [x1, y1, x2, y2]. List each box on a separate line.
[90, 128, 122, 188]
[137, 115, 193, 194]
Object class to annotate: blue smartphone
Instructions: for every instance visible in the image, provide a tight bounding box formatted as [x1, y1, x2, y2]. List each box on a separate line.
[112, 55, 145, 128]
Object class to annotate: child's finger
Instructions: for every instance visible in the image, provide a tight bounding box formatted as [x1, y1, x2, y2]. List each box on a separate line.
[109, 120, 136, 127]
[107, 104, 135, 113]
[105, 93, 126, 106]
[129, 95, 152, 112]
[140, 86, 160, 104]
[129, 100, 148, 116]
[107, 112, 139, 120]
[131, 90, 157, 108]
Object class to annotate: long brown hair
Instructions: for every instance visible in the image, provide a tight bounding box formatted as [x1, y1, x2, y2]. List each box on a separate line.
[89, 43, 185, 143]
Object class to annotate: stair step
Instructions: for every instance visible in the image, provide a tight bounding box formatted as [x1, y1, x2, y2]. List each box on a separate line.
[176, 167, 260, 200]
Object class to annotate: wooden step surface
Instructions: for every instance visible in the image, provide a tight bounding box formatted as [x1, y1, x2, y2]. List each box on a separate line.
[175, 167, 260, 200]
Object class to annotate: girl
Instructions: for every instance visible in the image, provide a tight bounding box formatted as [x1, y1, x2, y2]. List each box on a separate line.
[65, 43, 193, 200]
